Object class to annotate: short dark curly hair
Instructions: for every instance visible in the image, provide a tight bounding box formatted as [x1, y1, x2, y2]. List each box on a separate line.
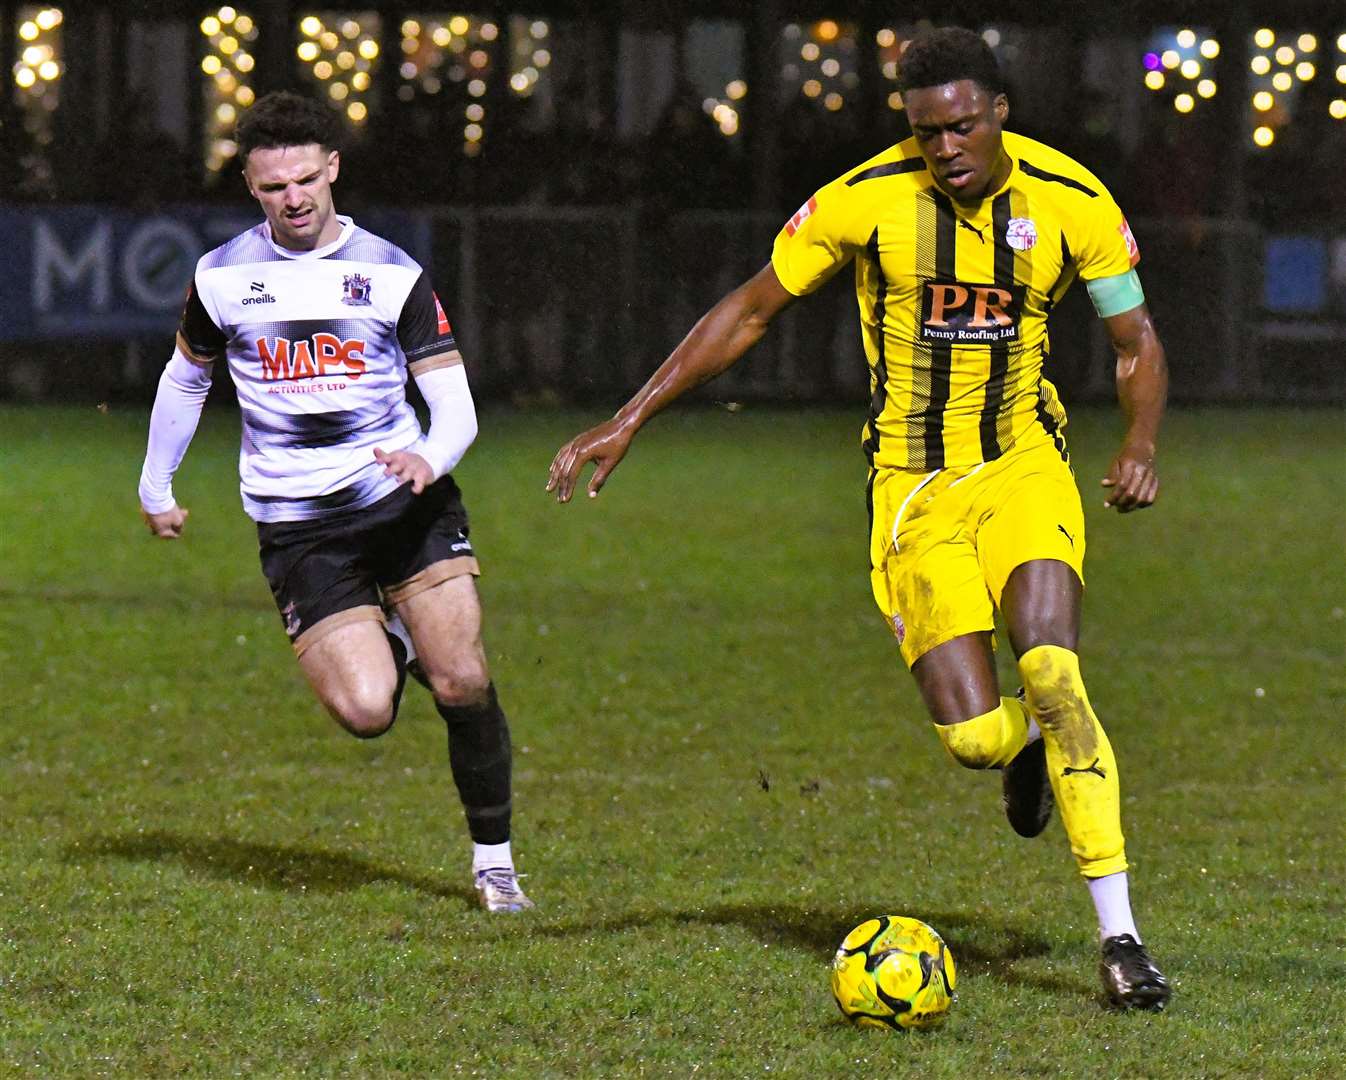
[897, 27, 1004, 96]
[236, 91, 341, 162]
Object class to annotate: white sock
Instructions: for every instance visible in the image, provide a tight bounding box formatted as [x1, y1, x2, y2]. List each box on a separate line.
[384, 612, 417, 663]
[1025, 716, 1042, 744]
[473, 841, 513, 874]
[1087, 871, 1140, 942]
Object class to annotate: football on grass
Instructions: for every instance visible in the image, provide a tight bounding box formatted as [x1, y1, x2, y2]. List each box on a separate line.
[831, 915, 956, 1030]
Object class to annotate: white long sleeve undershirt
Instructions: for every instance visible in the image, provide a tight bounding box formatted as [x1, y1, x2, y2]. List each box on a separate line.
[410, 363, 477, 481]
[138, 348, 213, 514]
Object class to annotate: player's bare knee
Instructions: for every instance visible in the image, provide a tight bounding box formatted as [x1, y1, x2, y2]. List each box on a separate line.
[328, 685, 398, 738]
[426, 663, 491, 709]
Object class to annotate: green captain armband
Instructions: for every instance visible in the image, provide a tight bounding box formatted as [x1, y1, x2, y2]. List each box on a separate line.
[1085, 269, 1145, 318]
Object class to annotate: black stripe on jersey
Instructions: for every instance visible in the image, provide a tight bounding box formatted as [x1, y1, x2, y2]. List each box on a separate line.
[179, 279, 228, 361]
[979, 193, 1015, 461]
[920, 191, 958, 470]
[861, 227, 889, 470]
[241, 403, 402, 449]
[246, 475, 386, 513]
[1045, 231, 1076, 310]
[1019, 160, 1098, 198]
[1035, 391, 1069, 463]
[846, 158, 926, 186]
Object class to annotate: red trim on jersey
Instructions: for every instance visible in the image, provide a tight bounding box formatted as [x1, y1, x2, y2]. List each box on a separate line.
[432, 292, 452, 335]
[1119, 217, 1140, 267]
[785, 196, 817, 237]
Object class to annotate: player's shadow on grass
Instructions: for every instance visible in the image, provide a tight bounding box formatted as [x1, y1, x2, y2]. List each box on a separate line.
[71, 831, 475, 905]
[540, 902, 1084, 997]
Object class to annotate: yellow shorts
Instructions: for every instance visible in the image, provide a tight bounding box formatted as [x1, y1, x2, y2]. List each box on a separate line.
[869, 434, 1086, 667]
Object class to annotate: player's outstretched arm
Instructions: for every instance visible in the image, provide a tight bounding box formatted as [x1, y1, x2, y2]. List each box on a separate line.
[138, 349, 214, 540]
[1101, 303, 1167, 513]
[546, 263, 796, 502]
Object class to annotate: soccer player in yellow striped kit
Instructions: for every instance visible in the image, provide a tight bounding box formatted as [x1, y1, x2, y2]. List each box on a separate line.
[548, 27, 1169, 1010]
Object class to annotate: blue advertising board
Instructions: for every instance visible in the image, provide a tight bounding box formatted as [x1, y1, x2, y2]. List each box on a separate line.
[0, 205, 432, 342]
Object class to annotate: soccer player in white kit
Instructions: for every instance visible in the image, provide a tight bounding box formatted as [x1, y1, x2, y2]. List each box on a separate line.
[138, 91, 532, 913]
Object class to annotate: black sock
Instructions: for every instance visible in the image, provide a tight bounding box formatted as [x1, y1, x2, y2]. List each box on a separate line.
[384, 631, 409, 722]
[437, 683, 512, 845]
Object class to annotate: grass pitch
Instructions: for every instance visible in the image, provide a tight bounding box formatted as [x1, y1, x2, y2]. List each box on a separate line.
[1, 403, 1343, 1077]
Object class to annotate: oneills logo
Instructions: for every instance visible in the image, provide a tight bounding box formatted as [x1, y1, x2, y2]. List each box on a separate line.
[785, 196, 817, 237]
[919, 281, 1025, 343]
[256, 334, 367, 380]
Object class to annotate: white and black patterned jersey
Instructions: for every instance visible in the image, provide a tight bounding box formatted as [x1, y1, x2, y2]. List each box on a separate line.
[178, 215, 461, 523]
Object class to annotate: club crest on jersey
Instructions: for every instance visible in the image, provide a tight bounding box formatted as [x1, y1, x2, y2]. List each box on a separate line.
[919, 281, 1025, 343]
[785, 196, 817, 237]
[341, 272, 373, 306]
[1005, 217, 1038, 251]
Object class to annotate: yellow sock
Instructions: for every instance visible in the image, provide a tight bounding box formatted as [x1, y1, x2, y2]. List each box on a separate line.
[1018, 645, 1127, 877]
[934, 696, 1031, 770]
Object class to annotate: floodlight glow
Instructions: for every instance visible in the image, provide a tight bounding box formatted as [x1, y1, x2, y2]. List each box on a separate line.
[1297, 34, 1317, 52]
[1275, 46, 1294, 65]
[1272, 71, 1292, 90]
[1144, 70, 1165, 90]
[1180, 59, 1200, 79]
[1197, 79, 1216, 97]
[1253, 90, 1274, 110]
[347, 102, 367, 122]
[1254, 29, 1275, 49]
[1253, 125, 1274, 146]
[1330, 98, 1346, 118]
[1176, 29, 1196, 48]
[1296, 62, 1315, 80]
[1161, 50, 1179, 69]
[300, 16, 321, 37]
[1174, 93, 1194, 113]
[1200, 39, 1219, 59]
[1251, 55, 1271, 74]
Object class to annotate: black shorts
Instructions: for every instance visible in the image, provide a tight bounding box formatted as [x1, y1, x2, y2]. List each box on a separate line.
[257, 475, 479, 655]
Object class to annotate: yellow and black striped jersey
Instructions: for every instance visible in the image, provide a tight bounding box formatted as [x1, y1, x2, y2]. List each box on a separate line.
[772, 130, 1139, 472]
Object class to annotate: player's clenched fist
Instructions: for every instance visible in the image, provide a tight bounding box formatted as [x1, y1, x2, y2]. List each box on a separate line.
[142, 504, 189, 539]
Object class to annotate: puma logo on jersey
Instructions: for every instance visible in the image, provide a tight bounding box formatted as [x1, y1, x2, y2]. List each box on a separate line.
[1057, 524, 1075, 548]
[1062, 757, 1107, 779]
[257, 333, 367, 381]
